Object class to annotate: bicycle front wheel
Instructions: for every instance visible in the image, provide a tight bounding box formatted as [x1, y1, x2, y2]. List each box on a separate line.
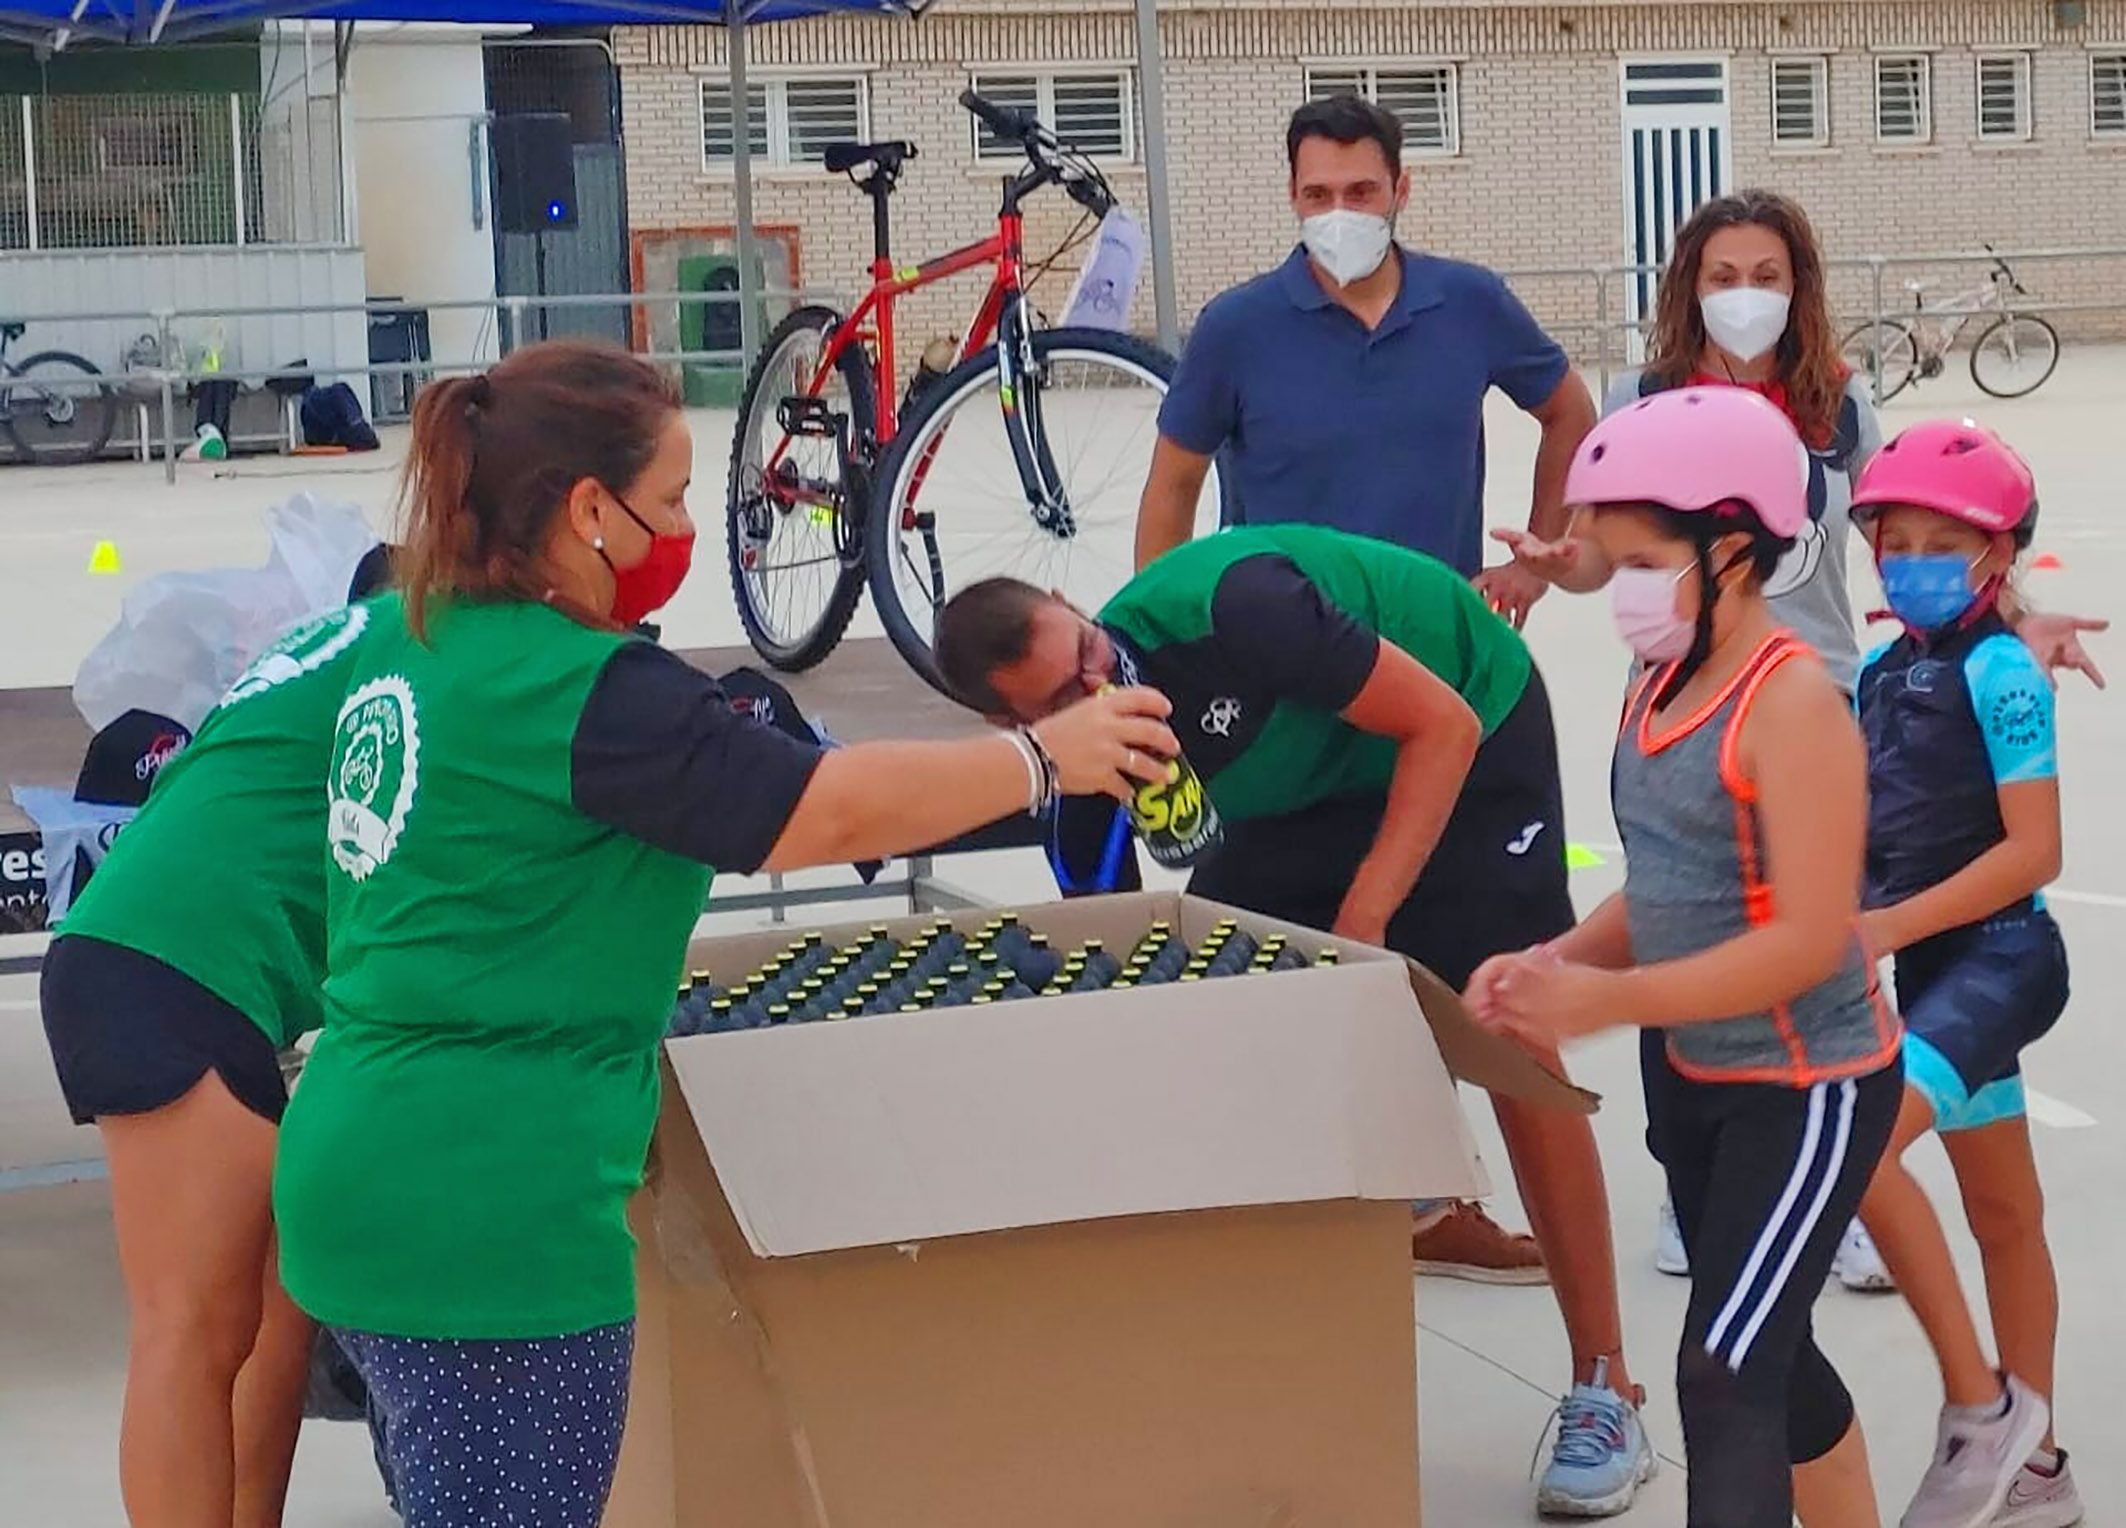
[726, 305, 878, 671]
[1839, 320, 1917, 402]
[2, 351, 117, 465]
[1970, 315, 2060, 399]
[867, 328, 1225, 694]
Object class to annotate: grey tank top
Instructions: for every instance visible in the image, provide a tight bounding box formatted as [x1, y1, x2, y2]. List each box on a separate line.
[1613, 632, 1898, 1085]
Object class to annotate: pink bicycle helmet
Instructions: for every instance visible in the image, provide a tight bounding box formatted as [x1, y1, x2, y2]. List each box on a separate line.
[1851, 418, 2038, 546]
[1565, 385, 1810, 538]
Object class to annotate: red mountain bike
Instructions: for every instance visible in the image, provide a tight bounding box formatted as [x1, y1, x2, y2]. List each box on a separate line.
[726, 91, 1226, 691]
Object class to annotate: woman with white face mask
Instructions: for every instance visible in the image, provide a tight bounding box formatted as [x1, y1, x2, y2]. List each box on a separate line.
[1499, 191, 2103, 695]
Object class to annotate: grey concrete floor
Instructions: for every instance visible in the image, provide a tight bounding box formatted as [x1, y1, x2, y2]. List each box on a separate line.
[3, 350, 2122, 1522]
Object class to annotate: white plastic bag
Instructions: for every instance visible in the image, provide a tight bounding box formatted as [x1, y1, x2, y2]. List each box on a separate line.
[9, 786, 135, 922]
[74, 494, 378, 733]
[1061, 208, 1147, 333]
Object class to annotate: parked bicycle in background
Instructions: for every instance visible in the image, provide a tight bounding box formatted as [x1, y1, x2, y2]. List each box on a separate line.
[726, 90, 1225, 695]
[1841, 246, 2061, 401]
[1, 321, 117, 466]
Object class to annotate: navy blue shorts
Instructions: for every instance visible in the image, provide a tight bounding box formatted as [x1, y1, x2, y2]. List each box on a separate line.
[1189, 668, 1575, 990]
[1893, 907, 2069, 1133]
[40, 934, 287, 1127]
[335, 1321, 634, 1528]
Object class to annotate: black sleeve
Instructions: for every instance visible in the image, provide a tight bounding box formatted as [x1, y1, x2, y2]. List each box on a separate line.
[571, 643, 824, 874]
[1208, 555, 1381, 712]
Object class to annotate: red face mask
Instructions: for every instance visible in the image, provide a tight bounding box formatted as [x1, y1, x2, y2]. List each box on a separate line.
[598, 494, 695, 627]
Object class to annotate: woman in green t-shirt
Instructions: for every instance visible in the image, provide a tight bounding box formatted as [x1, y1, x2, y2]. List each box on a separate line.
[41, 554, 392, 1528]
[271, 340, 1175, 1528]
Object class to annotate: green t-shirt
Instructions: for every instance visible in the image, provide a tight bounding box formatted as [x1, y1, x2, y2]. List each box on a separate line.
[1099, 525, 1531, 822]
[274, 598, 722, 1341]
[58, 601, 375, 1047]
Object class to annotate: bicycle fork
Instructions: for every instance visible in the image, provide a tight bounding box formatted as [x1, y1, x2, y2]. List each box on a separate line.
[995, 296, 1074, 537]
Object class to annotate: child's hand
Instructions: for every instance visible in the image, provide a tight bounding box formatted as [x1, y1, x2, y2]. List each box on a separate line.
[1465, 949, 1543, 1026]
[1860, 907, 1906, 959]
[1478, 956, 1628, 1045]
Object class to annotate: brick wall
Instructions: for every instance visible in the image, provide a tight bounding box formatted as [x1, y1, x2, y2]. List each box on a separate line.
[617, 0, 2126, 358]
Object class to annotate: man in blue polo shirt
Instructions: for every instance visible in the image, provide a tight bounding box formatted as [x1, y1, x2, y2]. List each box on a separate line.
[1136, 95, 1596, 629]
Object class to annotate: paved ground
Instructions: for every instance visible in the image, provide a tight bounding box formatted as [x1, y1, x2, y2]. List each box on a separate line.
[2, 349, 2122, 1523]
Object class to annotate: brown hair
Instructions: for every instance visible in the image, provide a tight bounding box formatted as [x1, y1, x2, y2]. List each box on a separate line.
[1644, 190, 1848, 449]
[395, 340, 680, 639]
[935, 577, 1057, 712]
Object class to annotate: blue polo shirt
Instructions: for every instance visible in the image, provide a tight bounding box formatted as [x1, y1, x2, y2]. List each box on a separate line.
[1158, 245, 1570, 576]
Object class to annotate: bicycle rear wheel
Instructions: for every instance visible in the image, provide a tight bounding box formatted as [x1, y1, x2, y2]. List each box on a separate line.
[1839, 319, 1917, 401]
[866, 327, 1225, 695]
[727, 306, 878, 671]
[1970, 315, 2060, 399]
[2, 351, 116, 465]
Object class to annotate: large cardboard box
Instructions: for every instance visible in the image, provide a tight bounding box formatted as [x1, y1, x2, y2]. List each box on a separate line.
[606, 892, 1595, 1528]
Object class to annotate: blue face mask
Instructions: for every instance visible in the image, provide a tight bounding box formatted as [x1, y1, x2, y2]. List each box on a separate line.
[1879, 553, 1983, 631]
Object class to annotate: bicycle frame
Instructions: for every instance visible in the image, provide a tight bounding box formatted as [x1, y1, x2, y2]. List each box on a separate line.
[1908, 275, 2009, 360]
[763, 213, 1023, 472]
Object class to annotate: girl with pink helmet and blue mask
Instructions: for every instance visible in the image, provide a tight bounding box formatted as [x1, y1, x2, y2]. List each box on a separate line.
[1470, 385, 1903, 1528]
[1848, 421, 2077, 1528]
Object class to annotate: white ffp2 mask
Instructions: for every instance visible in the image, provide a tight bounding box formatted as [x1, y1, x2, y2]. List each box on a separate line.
[1699, 287, 1792, 364]
[1300, 210, 1394, 287]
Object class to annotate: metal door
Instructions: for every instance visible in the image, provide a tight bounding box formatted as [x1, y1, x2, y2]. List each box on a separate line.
[1620, 59, 1733, 357]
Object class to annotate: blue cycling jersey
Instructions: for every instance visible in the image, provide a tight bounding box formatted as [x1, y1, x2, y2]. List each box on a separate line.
[1856, 611, 2055, 909]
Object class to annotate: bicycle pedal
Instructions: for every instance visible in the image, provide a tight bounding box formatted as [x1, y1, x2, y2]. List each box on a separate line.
[776, 395, 847, 439]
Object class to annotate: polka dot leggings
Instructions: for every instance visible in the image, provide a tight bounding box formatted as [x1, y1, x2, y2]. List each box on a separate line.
[332, 1321, 634, 1528]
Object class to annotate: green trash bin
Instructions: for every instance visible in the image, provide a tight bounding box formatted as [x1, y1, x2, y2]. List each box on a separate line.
[678, 253, 769, 408]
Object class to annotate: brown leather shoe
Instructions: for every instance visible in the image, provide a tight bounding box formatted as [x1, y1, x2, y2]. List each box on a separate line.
[1413, 1202, 1550, 1285]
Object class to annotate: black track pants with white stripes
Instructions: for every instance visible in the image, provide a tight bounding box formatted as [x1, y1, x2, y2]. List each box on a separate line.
[1644, 1045, 1903, 1527]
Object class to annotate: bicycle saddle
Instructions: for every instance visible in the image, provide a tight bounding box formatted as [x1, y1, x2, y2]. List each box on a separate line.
[0, 321, 24, 341]
[823, 140, 916, 175]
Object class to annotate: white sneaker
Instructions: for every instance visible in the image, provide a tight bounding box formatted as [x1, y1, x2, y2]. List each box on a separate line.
[1992, 1450, 2083, 1527]
[1654, 1198, 1688, 1277]
[1832, 1219, 1897, 1293]
[1900, 1374, 2051, 1528]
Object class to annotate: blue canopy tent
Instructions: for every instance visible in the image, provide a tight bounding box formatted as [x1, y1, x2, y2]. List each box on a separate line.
[0, 0, 1180, 357]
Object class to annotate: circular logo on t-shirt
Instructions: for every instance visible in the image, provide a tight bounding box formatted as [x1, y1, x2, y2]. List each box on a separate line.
[329, 674, 420, 883]
[1989, 683, 2047, 753]
[222, 603, 370, 709]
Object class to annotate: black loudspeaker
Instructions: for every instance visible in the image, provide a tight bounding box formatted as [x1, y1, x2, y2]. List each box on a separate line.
[492, 113, 578, 233]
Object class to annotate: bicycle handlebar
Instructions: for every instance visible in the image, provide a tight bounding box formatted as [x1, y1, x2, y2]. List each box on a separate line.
[959, 89, 1040, 144]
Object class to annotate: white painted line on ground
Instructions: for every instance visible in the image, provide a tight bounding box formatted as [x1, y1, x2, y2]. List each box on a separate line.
[1577, 841, 2126, 912]
[2023, 1088, 2099, 1130]
[0, 1158, 106, 1192]
[2047, 887, 2126, 911]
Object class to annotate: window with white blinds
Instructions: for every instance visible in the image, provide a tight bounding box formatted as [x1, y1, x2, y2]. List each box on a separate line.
[969, 71, 1133, 161]
[1976, 53, 2033, 142]
[1770, 57, 1830, 147]
[1304, 64, 1460, 156]
[1874, 54, 1933, 143]
[2095, 53, 2126, 137]
[700, 75, 867, 169]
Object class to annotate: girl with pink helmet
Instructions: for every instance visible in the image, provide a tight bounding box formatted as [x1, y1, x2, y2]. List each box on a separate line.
[1848, 419, 2078, 1528]
[1471, 385, 1903, 1528]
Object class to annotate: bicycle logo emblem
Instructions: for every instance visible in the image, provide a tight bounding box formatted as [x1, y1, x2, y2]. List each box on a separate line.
[1201, 697, 1242, 737]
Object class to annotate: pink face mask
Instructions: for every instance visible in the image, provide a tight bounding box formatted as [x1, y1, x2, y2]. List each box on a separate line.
[1610, 564, 1694, 663]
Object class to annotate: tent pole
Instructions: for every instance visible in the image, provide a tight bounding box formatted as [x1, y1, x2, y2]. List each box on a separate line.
[1132, 0, 1179, 352]
[726, 0, 762, 370]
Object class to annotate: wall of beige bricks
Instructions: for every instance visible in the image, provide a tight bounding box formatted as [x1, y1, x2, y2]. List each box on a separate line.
[616, 0, 2126, 360]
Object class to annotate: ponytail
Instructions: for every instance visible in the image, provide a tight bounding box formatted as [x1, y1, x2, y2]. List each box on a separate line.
[393, 341, 680, 642]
